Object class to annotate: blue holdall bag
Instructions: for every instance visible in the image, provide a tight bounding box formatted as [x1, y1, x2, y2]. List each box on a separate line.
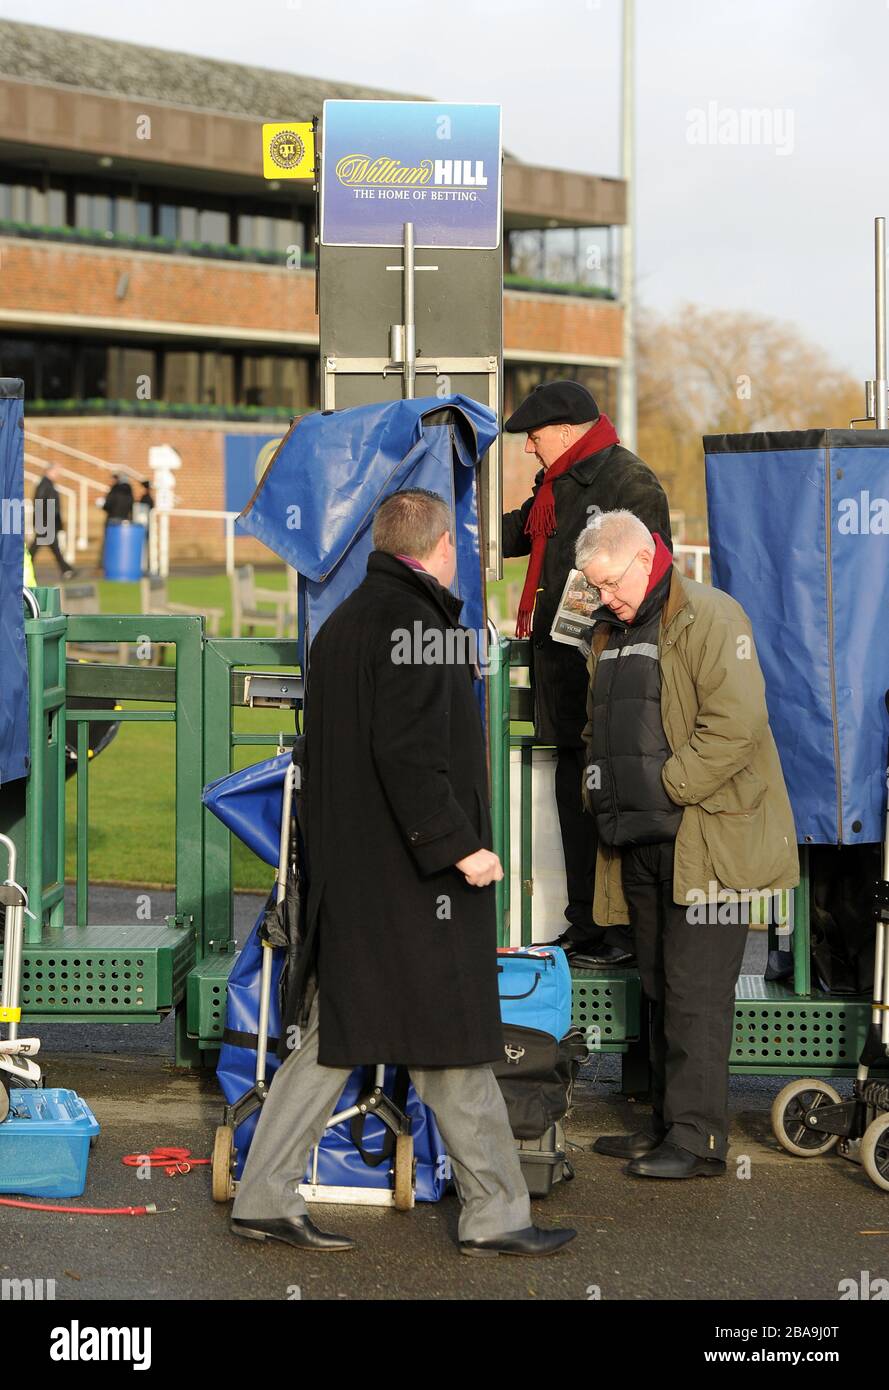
[216, 903, 448, 1200]
[496, 947, 572, 1040]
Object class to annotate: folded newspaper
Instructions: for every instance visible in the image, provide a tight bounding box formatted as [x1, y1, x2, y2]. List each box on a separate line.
[549, 568, 601, 648]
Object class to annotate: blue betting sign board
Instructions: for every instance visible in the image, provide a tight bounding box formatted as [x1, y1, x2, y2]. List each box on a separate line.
[321, 100, 502, 250]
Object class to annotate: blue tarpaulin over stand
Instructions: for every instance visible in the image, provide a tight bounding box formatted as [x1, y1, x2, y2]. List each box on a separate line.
[704, 429, 889, 845]
[236, 395, 497, 675]
[0, 379, 29, 785]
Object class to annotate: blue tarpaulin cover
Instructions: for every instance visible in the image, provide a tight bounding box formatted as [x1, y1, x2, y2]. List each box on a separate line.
[202, 751, 290, 866]
[236, 395, 497, 667]
[704, 429, 889, 845]
[0, 380, 29, 785]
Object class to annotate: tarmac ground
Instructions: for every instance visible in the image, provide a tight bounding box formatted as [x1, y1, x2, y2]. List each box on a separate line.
[3, 887, 888, 1307]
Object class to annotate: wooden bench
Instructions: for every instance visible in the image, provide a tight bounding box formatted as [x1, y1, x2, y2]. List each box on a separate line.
[231, 564, 295, 638]
[140, 575, 223, 636]
[61, 582, 129, 663]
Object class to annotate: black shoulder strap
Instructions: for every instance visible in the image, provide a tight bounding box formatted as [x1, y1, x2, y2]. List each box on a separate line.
[348, 1066, 411, 1168]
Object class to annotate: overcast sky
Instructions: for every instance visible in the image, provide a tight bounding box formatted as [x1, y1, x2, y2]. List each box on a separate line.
[3, 0, 886, 384]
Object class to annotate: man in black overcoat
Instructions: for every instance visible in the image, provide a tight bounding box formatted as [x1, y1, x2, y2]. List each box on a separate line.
[30, 464, 75, 578]
[502, 380, 671, 965]
[232, 489, 576, 1258]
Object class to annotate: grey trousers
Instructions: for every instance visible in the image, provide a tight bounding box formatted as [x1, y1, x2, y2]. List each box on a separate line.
[232, 992, 532, 1241]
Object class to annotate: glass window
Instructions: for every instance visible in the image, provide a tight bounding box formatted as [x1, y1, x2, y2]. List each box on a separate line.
[242, 355, 272, 406]
[8, 184, 29, 222]
[136, 199, 152, 237]
[164, 351, 201, 404]
[0, 338, 37, 397]
[242, 354, 309, 408]
[47, 188, 66, 226]
[201, 352, 235, 405]
[158, 204, 177, 240]
[82, 345, 110, 399]
[198, 208, 228, 245]
[273, 217, 302, 255]
[75, 192, 113, 233]
[505, 362, 616, 421]
[40, 342, 74, 400]
[108, 348, 156, 400]
[178, 206, 198, 241]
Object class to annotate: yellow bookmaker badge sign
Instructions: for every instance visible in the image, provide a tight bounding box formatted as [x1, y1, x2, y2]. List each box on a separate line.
[262, 122, 315, 179]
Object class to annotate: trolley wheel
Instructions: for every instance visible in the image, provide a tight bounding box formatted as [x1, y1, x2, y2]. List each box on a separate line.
[771, 1078, 842, 1157]
[0, 1075, 9, 1125]
[393, 1133, 415, 1211]
[212, 1124, 236, 1203]
[861, 1113, 889, 1192]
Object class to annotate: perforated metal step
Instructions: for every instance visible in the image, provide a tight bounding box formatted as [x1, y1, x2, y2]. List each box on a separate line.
[571, 970, 641, 1048]
[186, 951, 237, 1043]
[2, 925, 195, 1018]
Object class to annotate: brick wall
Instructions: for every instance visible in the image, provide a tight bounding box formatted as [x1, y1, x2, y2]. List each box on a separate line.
[504, 291, 622, 360]
[25, 416, 282, 566]
[2, 239, 621, 359]
[0, 239, 317, 339]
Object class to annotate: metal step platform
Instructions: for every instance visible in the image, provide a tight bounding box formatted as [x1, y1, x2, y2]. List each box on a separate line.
[1, 923, 196, 1023]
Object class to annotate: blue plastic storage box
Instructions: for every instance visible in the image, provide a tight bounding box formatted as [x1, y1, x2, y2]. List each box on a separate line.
[0, 1088, 99, 1197]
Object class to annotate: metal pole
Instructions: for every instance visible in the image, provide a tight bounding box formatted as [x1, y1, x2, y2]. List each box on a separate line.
[876, 216, 887, 429]
[617, 0, 637, 450]
[403, 221, 416, 400]
[225, 517, 234, 577]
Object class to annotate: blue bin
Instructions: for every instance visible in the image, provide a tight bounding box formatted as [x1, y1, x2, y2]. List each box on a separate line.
[0, 1088, 99, 1197]
[103, 521, 146, 581]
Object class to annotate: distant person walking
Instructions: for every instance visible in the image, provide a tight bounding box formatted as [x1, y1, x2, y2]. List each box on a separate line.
[29, 464, 75, 579]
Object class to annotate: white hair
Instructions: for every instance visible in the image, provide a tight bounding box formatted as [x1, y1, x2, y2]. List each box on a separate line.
[575, 509, 654, 571]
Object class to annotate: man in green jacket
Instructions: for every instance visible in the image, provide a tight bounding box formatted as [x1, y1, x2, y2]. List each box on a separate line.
[577, 509, 798, 1178]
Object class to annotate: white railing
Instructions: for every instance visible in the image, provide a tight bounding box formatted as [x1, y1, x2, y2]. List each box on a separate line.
[673, 542, 711, 584]
[150, 508, 242, 577]
[24, 431, 145, 556]
[23, 430, 142, 485]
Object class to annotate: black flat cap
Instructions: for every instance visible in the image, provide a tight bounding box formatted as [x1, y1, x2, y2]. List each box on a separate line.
[504, 379, 600, 433]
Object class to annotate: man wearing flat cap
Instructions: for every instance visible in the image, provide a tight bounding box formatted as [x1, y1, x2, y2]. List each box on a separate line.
[502, 380, 671, 965]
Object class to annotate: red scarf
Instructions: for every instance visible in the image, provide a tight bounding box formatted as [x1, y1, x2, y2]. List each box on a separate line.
[641, 532, 674, 599]
[515, 414, 620, 639]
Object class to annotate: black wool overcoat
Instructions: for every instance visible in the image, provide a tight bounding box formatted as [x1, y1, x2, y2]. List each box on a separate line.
[292, 549, 504, 1069]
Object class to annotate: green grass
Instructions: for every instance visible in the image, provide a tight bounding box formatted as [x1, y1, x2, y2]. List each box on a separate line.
[64, 563, 529, 890]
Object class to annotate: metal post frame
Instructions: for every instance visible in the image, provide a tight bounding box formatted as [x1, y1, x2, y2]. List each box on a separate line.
[201, 636, 300, 957]
[66, 614, 205, 951]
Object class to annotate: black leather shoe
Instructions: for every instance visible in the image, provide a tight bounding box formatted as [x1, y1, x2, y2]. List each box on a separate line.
[539, 933, 599, 959]
[459, 1225, 577, 1258]
[571, 944, 636, 969]
[625, 1141, 726, 1179]
[231, 1215, 355, 1250]
[592, 1131, 665, 1159]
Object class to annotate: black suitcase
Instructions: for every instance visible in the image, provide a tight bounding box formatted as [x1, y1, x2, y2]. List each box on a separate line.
[492, 1024, 588, 1194]
[518, 1122, 574, 1197]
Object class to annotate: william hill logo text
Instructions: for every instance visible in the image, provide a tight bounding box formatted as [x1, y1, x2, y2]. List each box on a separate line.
[335, 155, 488, 201]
